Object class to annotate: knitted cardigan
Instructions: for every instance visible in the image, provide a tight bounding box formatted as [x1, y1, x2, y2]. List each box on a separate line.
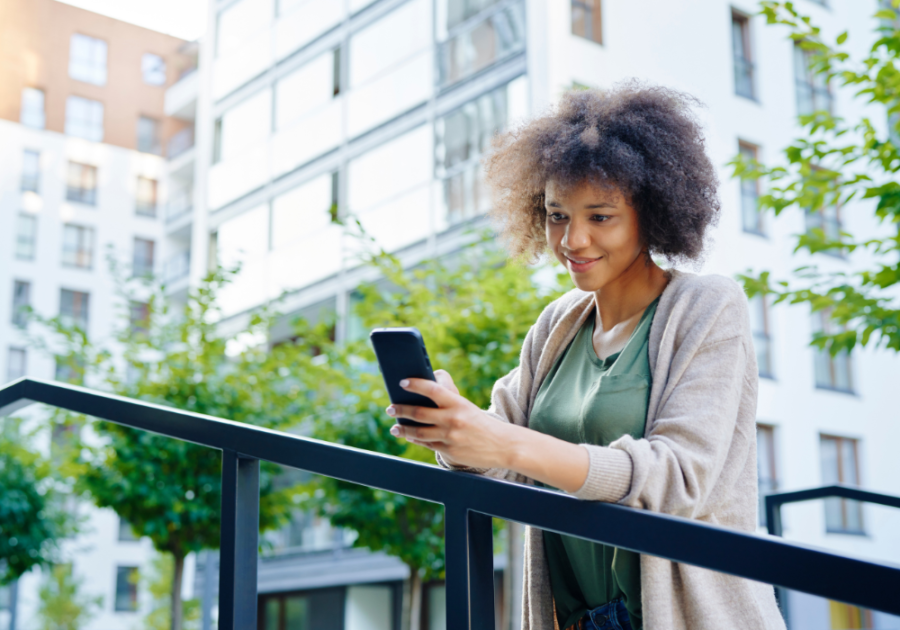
[438, 270, 787, 630]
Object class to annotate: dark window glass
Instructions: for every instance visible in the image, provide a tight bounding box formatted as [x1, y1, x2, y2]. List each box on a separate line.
[6, 347, 27, 383]
[142, 53, 167, 86]
[60, 289, 90, 331]
[65, 96, 104, 141]
[12, 280, 31, 328]
[114, 566, 139, 611]
[15, 214, 37, 260]
[136, 177, 158, 217]
[118, 518, 139, 542]
[20, 87, 45, 129]
[812, 309, 853, 393]
[571, 0, 602, 44]
[748, 295, 773, 378]
[62, 224, 95, 269]
[69, 33, 108, 85]
[22, 150, 40, 193]
[66, 162, 98, 205]
[732, 13, 755, 99]
[137, 116, 161, 154]
[794, 42, 833, 116]
[820, 435, 863, 533]
[756, 425, 777, 526]
[738, 142, 763, 234]
[133, 238, 155, 277]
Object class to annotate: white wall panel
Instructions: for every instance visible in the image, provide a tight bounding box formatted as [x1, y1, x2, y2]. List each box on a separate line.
[275, 0, 345, 61]
[213, 28, 273, 100]
[271, 100, 342, 177]
[208, 142, 269, 209]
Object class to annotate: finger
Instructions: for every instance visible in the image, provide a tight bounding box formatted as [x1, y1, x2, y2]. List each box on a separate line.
[388, 404, 448, 425]
[433, 369, 460, 395]
[400, 424, 447, 443]
[400, 378, 458, 407]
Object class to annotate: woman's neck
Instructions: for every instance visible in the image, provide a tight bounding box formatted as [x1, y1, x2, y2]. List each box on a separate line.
[592, 257, 669, 333]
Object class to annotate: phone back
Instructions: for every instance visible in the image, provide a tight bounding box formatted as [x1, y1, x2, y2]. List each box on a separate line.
[370, 328, 437, 425]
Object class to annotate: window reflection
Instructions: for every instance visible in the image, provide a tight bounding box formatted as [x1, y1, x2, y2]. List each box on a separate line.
[437, 1, 525, 87]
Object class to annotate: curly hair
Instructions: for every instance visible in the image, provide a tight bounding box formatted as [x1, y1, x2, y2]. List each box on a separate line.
[483, 82, 720, 263]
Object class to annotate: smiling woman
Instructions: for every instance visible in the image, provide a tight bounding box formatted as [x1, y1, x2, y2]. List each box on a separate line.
[386, 83, 786, 630]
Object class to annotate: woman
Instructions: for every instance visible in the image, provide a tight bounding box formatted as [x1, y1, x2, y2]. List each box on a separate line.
[386, 84, 786, 630]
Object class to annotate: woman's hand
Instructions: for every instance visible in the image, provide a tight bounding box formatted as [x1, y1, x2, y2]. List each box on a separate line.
[387, 370, 514, 471]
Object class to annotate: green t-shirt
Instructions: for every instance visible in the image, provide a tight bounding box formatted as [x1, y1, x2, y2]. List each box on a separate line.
[530, 298, 658, 630]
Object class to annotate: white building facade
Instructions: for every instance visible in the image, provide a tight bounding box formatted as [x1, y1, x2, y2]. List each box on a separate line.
[99, 0, 900, 628]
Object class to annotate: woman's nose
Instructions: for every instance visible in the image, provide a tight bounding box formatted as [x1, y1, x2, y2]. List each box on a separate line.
[562, 222, 590, 250]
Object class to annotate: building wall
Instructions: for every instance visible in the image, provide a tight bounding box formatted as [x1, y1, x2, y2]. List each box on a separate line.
[175, 0, 900, 628]
[0, 0, 192, 151]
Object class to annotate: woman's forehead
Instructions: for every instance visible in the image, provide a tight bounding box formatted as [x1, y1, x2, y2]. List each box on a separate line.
[545, 179, 623, 204]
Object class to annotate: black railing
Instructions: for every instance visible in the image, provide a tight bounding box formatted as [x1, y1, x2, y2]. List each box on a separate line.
[2, 377, 900, 628]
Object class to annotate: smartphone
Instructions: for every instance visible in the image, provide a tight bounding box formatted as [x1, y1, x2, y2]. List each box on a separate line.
[370, 327, 437, 427]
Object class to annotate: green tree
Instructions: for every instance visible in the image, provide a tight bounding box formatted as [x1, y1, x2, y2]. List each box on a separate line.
[143, 552, 201, 630]
[730, 1, 900, 354]
[295, 236, 567, 628]
[29, 266, 313, 630]
[0, 418, 71, 586]
[35, 564, 102, 630]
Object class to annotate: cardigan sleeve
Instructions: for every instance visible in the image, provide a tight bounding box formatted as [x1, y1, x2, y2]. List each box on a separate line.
[572, 282, 755, 518]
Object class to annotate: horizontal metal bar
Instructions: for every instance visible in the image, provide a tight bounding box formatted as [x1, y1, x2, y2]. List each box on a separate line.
[3, 378, 900, 614]
[765, 485, 900, 511]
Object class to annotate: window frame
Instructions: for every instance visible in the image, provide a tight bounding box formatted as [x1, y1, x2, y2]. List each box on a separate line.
[794, 41, 833, 116]
[6, 347, 27, 383]
[749, 294, 774, 379]
[59, 288, 90, 333]
[61, 224, 96, 270]
[15, 213, 38, 261]
[137, 116, 162, 155]
[12, 280, 32, 328]
[66, 161, 99, 206]
[571, 0, 603, 45]
[20, 87, 46, 129]
[756, 424, 778, 526]
[731, 11, 756, 100]
[141, 53, 167, 86]
[820, 434, 864, 534]
[113, 566, 140, 612]
[737, 141, 764, 236]
[65, 96, 105, 143]
[811, 308, 854, 394]
[69, 33, 108, 86]
[21, 149, 41, 193]
[132, 237, 156, 277]
[135, 176, 158, 217]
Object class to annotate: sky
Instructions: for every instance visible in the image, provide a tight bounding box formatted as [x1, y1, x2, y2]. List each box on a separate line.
[57, 0, 209, 41]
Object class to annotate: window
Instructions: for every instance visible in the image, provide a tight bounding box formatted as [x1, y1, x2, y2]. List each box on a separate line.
[12, 280, 31, 328]
[7, 348, 27, 383]
[214, 89, 271, 163]
[15, 214, 37, 260]
[54, 357, 85, 385]
[60, 289, 90, 331]
[137, 116, 161, 154]
[738, 142, 763, 234]
[142, 53, 167, 85]
[69, 33, 107, 85]
[805, 204, 842, 250]
[275, 51, 337, 131]
[438, 1, 526, 86]
[62, 224, 95, 269]
[749, 295, 773, 378]
[133, 238, 155, 277]
[20, 87, 45, 129]
[129, 302, 150, 335]
[21, 150, 40, 193]
[756, 425, 777, 526]
[114, 566, 139, 612]
[794, 42, 832, 116]
[811, 309, 853, 392]
[66, 161, 98, 205]
[820, 435, 863, 533]
[65, 96, 104, 142]
[828, 601, 873, 629]
[258, 588, 344, 630]
[135, 177, 158, 216]
[435, 77, 525, 224]
[732, 12, 755, 99]
[118, 518, 139, 542]
[216, 0, 274, 58]
[571, 0, 602, 44]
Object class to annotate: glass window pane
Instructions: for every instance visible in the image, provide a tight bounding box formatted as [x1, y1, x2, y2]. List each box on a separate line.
[427, 584, 447, 630]
[345, 585, 392, 630]
[285, 595, 308, 630]
[69, 34, 108, 85]
[142, 53, 167, 85]
[137, 117, 161, 154]
[118, 518, 138, 541]
[21, 150, 40, 193]
[218, 0, 274, 57]
[133, 238, 155, 276]
[20, 87, 45, 129]
[15, 214, 37, 260]
[219, 89, 272, 162]
[218, 204, 270, 269]
[65, 96, 104, 142]
[136, 177, 158, 216]
[275, 52, 334, 130]
[7, 347, 27, 383]
[12, 280, 31, 328]
[114, 566, 139, 611]
[272, 175, 333, 249]
[349, 0, 431, 89]
[264, 598, 280, 630]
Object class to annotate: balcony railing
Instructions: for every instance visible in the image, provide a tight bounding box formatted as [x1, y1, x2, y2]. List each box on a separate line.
[167, 127, 195, 160]
[1, 378, 899, 630]
[164, 251, 191, 284]
[166, 189, 193, 223]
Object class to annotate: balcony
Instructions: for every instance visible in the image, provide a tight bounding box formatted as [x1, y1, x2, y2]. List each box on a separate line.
[166, 188, 193, 224]
[164, 251, 191, 284]
[0, 378, 898, 630]
[167, 127, 195, 161]
[165, 68, 198, 121]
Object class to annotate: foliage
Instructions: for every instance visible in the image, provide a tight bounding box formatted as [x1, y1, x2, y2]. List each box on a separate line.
[0, 418, 72, 585]
[143, 553, 200, 630]
[295, 231, 569, 581]
[35, 564, 102, 630]
[27, 263, 312, 630]
[729, 1, 900, 354]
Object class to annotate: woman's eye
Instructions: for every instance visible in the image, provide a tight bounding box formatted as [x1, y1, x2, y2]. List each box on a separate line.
[549, 213, 566, 222]
[593, 215, 611, 222]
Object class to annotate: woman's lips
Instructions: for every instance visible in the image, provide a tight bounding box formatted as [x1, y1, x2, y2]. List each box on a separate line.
[565, 255, 602, 273]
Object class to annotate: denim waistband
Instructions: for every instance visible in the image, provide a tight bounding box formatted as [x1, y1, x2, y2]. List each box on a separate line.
[573, 599, 633, 630]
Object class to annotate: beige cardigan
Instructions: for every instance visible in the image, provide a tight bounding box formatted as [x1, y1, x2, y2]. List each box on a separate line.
[439, 270, 787, 630]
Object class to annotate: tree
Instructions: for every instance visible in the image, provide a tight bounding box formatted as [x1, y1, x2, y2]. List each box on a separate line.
[35, 564, 102, 630]
[143, 552, 201, 630]
[730, 1, 900, 354]
[0, 418, 71, 586]
[28, 266, 312, 630]
[295, 234, 567, 628]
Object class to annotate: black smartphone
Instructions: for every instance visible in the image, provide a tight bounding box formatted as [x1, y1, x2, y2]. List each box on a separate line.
[370, 327, 437, 427]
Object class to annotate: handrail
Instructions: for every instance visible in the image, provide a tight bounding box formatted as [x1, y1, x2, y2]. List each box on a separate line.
[2, 377, 900, 628]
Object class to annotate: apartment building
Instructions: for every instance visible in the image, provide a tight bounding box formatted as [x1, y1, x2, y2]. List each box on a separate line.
[167, 1, 900, 629]
[0, 1, 192, 628]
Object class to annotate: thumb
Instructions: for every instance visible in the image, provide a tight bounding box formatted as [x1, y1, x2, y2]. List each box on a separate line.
[434, 369, 460, 396]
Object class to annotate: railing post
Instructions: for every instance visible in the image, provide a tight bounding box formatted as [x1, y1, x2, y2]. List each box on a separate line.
[765, 495, 790, 628]
[219, 450, 260, 630]
[445, 504, 495, 630]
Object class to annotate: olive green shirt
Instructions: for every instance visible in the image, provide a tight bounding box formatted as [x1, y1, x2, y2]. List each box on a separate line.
[530, 298, 658, 630]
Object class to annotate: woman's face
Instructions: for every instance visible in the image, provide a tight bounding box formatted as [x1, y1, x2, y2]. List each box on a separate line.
[544, 179, 646, 294]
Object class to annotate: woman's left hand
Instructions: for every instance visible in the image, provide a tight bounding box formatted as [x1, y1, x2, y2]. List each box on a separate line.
[387, 370, 515, 471]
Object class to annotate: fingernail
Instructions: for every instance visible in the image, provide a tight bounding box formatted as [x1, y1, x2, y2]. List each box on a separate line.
[390, 425, 400, 436]
[399, 379, 409, 388]
[386, 405, 396, 417]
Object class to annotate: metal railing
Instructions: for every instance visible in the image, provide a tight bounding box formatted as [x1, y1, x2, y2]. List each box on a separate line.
[2, 377, 900, 629]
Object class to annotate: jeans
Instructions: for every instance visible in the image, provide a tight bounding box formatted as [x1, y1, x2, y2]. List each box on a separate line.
[574, 599, 633, 630]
